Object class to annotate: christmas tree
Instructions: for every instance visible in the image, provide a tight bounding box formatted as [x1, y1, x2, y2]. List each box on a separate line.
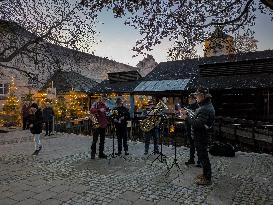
[3, 77, 21, 126]
[65, 91, 86, 119]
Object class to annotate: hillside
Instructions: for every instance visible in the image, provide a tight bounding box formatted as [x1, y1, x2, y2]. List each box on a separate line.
[0, 20, 137, 87]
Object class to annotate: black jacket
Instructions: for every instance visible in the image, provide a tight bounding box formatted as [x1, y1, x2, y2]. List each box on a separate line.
[43, 107, 54, 121]
[29, 108, 43, 134]
[112, 106, 130, 128]
[187, 98, 215, 144]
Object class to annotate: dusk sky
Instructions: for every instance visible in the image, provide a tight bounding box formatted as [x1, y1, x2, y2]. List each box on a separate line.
[92, 9, 273, 67]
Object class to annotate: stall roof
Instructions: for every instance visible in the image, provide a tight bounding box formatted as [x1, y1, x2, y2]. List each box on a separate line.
[43, 70, 98, 93]
[134, 79, 190, 92]
[89, 80, 140, 93]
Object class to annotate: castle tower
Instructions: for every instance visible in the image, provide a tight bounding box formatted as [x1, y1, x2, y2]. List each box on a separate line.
[204, 27, 235, 57]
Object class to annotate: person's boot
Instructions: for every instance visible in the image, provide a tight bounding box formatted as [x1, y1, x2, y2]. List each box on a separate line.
[32, 150, 39, 156]
[125, 151, 129, 155]
[195, 160, 202, 167]
[195, 174, 204, 180]
[99, 153, 107, 159]
[185, 159, 195, 165]
[115, 152, 121, 156]
[195, 176, 212, 186]
[38, 145, 42, 151]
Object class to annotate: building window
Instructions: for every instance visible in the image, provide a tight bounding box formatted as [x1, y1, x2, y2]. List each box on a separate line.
[0, 84, 5, 95]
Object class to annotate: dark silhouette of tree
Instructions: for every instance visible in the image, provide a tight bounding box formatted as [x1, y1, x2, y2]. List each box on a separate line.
[0, 0, 98, 79]
[82, 0, 273, 59]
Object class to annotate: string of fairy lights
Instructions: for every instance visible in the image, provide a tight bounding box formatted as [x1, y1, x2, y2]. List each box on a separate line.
[0, 77, 154, 127]
[0, 77, 21, 126]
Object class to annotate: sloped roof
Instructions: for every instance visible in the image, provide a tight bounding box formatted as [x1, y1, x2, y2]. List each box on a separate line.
[89, 80, 140, 93]
[43, 70, 98, 93]
[143, 50, 273, 90]
[134, 79, 190, 92]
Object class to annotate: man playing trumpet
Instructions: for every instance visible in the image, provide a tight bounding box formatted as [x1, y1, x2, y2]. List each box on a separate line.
[112, 98, 130, 156]
[180, 87, 215, 185]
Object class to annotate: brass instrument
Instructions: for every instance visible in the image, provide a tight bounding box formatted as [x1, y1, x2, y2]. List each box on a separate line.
[183, 107, 195, 118]
[90, 113, 100, 129]
[140, 100, 168, 132]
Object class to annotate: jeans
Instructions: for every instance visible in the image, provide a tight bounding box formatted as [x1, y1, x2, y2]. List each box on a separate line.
[91, 128, 106, 155]
[144, 127, 159, 153]
[34, 134, 41, 150]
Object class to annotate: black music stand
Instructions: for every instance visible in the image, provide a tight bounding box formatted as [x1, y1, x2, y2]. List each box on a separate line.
[108, 120, 126, 164]
[144, 111, 167, 161]
[165, 114, 183, 175]
[151, 120, 168, 166]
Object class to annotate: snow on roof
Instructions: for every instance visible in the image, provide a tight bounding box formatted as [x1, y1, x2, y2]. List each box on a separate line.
[134, 79, 190, 92]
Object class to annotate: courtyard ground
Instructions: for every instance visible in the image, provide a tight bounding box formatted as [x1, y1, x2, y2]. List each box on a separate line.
[0, 129, 272, 205]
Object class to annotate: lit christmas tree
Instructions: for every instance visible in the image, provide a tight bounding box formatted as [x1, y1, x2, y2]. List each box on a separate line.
[65, 91, 86, 119]
[3, 77, 21, 126]
[52, 98, 66, 121]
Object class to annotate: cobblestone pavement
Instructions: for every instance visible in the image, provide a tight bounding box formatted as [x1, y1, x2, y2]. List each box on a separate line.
[0, 130, 273, 205]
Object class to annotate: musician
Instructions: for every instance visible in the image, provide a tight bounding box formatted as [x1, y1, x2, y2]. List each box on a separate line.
[112, 98, 130, 155]
[90, 95, 109, 159]
[144, 100, 160, 155]
[180, 87, 215, 185]
[184, 93, 201, 167]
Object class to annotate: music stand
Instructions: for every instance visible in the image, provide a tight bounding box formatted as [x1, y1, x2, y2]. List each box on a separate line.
[108, 122, 126, 165]
[151, 119, 168, 166]
[165, 114, 183, 175]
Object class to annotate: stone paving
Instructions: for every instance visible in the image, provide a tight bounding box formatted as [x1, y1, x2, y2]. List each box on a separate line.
[0, 130, 273, 205]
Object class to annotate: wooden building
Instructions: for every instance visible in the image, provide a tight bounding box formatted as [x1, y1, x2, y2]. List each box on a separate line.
[136, 50, 273, 121]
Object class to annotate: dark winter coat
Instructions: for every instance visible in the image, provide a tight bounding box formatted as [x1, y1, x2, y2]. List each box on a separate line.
[186, 98, 215, 145]
[22, 104, 30, 118]
[29, 108, 43, 134]
[112, 106, 130, 128]
[43, 107, 55, 121]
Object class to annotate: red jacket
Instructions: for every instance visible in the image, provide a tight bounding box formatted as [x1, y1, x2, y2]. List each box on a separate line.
[90, 101, 108, 128]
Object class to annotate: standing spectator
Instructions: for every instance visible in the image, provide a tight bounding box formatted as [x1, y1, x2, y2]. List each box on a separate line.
[112, 98, 130, 155]
[181, 87, 215, 185]
[43, 102, 55, 136]
[21, 102, 30, 130]
[90, 95, 109, 159]
[29, 103, 43, 155]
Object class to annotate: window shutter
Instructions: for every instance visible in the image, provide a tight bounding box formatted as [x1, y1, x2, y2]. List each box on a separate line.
[4, 83, 9, 94]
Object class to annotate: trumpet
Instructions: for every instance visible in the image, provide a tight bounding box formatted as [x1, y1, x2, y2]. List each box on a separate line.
[182, 107, 195, 118]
